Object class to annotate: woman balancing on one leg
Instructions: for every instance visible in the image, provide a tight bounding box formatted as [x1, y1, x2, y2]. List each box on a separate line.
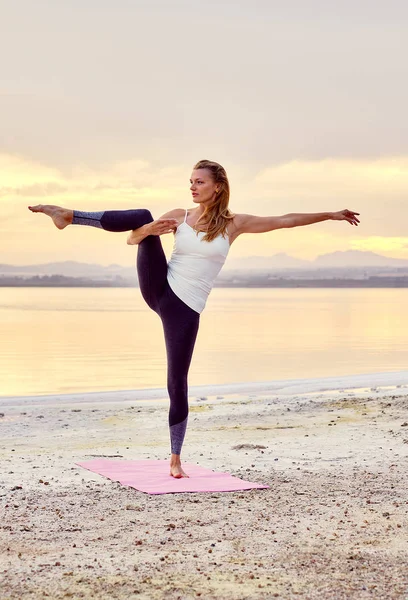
[28, 159, 360, 478]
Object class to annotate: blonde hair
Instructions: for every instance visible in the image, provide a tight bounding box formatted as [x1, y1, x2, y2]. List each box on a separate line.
[192, 159, 234, 242]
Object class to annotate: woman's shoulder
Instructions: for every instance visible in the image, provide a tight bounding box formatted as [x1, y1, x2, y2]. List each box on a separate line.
[161, 208, 186, 217]
[159, 208, 186, 225]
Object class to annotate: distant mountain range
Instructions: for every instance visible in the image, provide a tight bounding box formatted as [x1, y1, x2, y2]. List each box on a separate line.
[1, 250, 408, 281]
[0, 261, 136, 279]
[226, 250, 408, 271]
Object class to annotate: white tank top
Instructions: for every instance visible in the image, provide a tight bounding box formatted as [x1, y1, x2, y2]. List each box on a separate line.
[167, 209, 230, 313]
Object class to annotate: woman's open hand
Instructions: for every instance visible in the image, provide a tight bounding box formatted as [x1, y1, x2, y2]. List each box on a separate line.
[332, 209, 360, 226]
[127, 218, 179, 245]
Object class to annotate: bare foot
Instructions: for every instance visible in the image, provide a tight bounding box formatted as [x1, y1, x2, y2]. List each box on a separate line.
[170, 457, 189, 478]
[170, 465, 189, 478]
[28, 204, 73, 230]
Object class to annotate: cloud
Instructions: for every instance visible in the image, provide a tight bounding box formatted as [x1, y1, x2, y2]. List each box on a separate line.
[3, 152, 408, 212]
[0, 154, 191, 211]
[253, 157, 408, 200]
[244, 158, 408, 242]
[351, 236, 408, 253]
[0, 183, 69, 197]
[2, 152, 408, 264]
[0, 154, 60, 187]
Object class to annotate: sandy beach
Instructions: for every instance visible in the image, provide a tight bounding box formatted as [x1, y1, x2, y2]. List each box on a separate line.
[1, 382, 408, 599]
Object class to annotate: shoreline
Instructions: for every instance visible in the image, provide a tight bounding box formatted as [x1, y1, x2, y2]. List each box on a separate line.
[1, 376, 408, 598]
[1, 369, 408, 407]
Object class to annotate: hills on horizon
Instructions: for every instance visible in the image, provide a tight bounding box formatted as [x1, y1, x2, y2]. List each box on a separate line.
[1, 250, 408, 280]
[227, 250, 408, 270]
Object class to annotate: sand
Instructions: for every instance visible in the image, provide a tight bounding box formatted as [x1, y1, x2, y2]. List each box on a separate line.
[1, 383, 408, 599]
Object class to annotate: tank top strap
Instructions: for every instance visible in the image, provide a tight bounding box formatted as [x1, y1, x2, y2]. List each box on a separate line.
[184, 209, 188, 223]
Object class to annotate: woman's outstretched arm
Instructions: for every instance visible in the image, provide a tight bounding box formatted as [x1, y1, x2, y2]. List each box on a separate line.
[233, 209, 360, 235]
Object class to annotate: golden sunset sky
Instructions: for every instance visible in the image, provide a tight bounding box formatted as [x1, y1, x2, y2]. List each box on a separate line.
[1, 0, 407, 266]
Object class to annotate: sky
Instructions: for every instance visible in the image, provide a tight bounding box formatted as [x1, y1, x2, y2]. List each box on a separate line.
[1, 0, 407, 266]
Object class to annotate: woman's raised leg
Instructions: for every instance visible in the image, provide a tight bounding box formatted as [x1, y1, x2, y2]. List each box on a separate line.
[29, 205, 155, 232]
[29, 205, 169, 309]
[74, 208, 170, 312]
[73, 208, 154, 232]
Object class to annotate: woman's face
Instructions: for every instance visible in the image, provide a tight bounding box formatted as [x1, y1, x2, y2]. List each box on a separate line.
[189, 169, 218, 205]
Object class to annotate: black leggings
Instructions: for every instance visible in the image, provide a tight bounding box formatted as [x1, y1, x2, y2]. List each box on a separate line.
[72, 209, 200, 455]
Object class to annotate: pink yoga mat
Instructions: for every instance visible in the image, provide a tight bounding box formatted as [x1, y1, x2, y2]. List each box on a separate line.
[76, 459, 269, 495]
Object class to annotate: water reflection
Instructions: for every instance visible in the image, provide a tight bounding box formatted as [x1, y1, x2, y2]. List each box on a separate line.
[0, 288, 407, 396]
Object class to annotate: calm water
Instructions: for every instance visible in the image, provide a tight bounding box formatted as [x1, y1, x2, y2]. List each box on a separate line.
[0, 287, 407, 397]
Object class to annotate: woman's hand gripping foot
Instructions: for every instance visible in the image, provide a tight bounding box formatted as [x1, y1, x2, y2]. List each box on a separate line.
[127, 219, 178, 245]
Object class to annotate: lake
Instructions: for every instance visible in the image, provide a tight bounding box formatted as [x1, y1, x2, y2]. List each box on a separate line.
[0, 287, 407, 397]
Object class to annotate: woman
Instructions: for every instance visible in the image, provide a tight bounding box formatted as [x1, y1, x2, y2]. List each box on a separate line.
[28, 159, 360, 478]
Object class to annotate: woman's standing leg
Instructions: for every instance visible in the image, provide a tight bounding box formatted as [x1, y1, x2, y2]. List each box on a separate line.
[95, 211, 200, 475]
[159, 288, 200, 476]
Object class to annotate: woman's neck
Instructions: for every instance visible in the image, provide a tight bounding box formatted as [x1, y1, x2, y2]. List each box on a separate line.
[192, 205, 206, 217]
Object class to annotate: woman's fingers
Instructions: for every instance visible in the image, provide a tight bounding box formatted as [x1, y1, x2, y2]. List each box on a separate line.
[158, 219, 177, 229]
[156, 219, 178, 228]
[151, 218, 178, 235]
[340, 209, 360, 226]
